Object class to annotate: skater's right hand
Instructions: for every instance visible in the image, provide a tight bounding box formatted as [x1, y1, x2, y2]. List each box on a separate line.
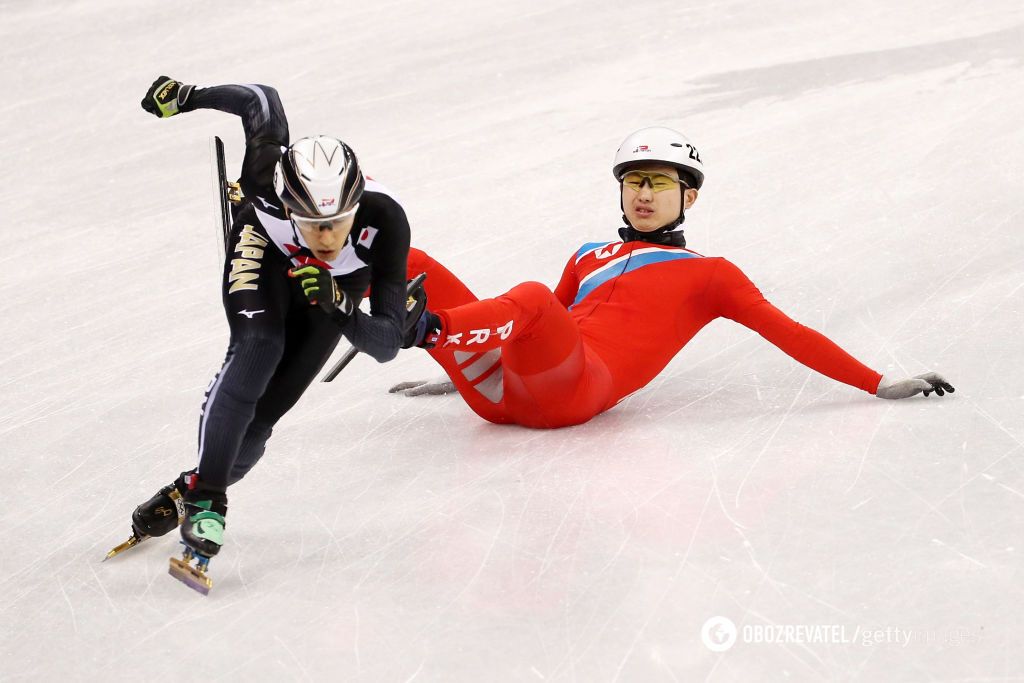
[389, 377, 458, 397]
[289, 265, 354, 321]
[141, 76, 194, 118]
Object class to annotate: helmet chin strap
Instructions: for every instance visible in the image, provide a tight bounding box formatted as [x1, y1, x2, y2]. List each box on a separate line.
[618, 185, 687, 247]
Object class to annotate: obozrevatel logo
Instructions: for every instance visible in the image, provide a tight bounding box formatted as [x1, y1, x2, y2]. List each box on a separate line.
[701, 616, 738, 652]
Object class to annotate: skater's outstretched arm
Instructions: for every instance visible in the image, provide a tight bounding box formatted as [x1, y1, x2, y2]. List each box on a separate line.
[708, 258, 953, 398]
[140, 76, 288, 197]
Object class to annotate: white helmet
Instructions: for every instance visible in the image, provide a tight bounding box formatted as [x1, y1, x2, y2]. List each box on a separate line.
[274, 135, 364, 218]
[612, 126, 705, 189]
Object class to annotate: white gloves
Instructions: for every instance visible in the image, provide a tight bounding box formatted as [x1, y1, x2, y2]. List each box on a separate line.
[389, 374, 956, 400]
[389, 376, 458, 397]
[876, 372, 955, 400]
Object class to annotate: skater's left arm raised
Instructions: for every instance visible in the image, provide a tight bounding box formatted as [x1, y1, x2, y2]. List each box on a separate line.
[140, 75, 289, 199]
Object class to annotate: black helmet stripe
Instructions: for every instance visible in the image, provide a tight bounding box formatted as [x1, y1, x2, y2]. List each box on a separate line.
[283, 150, 319, 215]
[338, 145, 364, 211]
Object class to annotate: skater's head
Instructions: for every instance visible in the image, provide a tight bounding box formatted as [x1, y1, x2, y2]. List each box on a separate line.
[613, 127, 703, 244]
[275, 135, 365, 260]
[619, 164, 697, 233]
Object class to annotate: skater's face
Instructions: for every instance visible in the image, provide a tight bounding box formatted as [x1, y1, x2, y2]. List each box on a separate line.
[292, 210, 357, 262]
[620, 164, 698, 232]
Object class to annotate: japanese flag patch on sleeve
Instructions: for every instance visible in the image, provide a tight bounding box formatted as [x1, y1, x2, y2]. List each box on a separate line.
[356, 226, 378, 248]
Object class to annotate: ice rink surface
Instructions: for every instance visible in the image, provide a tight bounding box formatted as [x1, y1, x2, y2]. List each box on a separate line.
[1, 1, 1023, 680]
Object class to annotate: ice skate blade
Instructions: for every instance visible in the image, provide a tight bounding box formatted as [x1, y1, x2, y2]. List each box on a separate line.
[103, 534, 144, 562]
[169, 556, 213, 595]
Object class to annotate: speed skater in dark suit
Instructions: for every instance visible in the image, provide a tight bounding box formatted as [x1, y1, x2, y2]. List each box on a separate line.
[119, 77, 415, 564]
[395, 127, 955, 428]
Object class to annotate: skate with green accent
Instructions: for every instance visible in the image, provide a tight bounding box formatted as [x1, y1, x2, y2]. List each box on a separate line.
[168, 490, 226, 595]
[169, 544, 215, 595]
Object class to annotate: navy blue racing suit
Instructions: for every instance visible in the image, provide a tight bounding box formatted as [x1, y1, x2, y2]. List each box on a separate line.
[175, 83, 411, 489]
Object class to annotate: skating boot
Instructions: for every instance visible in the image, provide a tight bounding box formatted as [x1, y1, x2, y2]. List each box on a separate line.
[169, 484, 227, 595]
[104, 473, 189, 561]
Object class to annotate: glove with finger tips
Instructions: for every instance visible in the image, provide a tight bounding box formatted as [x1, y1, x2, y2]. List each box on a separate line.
[389, 380, 428, 394]
[389, 377, 458, 397]
[289, 265, 353, 321]
[876, 372, 955, 400]
[141, 75, 195, 118]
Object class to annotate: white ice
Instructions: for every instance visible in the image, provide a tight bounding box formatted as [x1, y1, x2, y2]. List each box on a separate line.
[1, 1, 1023, 680]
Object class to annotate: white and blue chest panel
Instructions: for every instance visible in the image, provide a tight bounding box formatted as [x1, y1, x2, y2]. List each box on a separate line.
[570, 240, 702, 308]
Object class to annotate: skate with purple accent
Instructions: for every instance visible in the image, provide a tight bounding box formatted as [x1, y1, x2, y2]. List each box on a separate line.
[169, 544, 215, 595]
[168, 484, 227, 595]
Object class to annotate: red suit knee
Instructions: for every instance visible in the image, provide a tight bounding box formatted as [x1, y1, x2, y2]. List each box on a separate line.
[434, 279, 614, 428]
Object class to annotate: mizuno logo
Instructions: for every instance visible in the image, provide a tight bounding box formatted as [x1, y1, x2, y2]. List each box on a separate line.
[256, 196, 279, 210]
[237, 309, 266, 319]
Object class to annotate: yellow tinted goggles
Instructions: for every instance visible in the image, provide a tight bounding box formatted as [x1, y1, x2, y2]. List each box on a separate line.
[619, 171, 688, 193]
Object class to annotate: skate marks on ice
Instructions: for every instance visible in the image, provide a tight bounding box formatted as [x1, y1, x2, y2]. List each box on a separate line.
[684, 24, 1024, 112]
[1, 0, 1023, 679]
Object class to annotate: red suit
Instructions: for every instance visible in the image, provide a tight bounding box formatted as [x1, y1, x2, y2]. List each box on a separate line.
[408, 240, 881, 429]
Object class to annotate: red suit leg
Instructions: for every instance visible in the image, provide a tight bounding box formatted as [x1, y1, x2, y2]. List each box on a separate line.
[438, 280, 613, 428]
[406, 249, 613, 428]
[406, 248, 506, 423]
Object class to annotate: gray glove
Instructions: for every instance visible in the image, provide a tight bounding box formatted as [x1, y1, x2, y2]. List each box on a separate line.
[876, 372, 955, 399]
[389, 377, 457, 397]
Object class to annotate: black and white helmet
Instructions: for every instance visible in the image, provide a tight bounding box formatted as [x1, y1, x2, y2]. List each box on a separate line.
[274, 135, 365, 218]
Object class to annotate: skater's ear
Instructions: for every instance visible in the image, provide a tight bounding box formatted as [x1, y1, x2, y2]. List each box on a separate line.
[683, 188, 699, 210]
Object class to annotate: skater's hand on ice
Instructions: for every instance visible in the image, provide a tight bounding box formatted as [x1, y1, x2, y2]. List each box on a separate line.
[389, 377, 457, 397]
[289, 265, 353, 320]
[141, 76, 194, 118]
[876, 372, 955, 400]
